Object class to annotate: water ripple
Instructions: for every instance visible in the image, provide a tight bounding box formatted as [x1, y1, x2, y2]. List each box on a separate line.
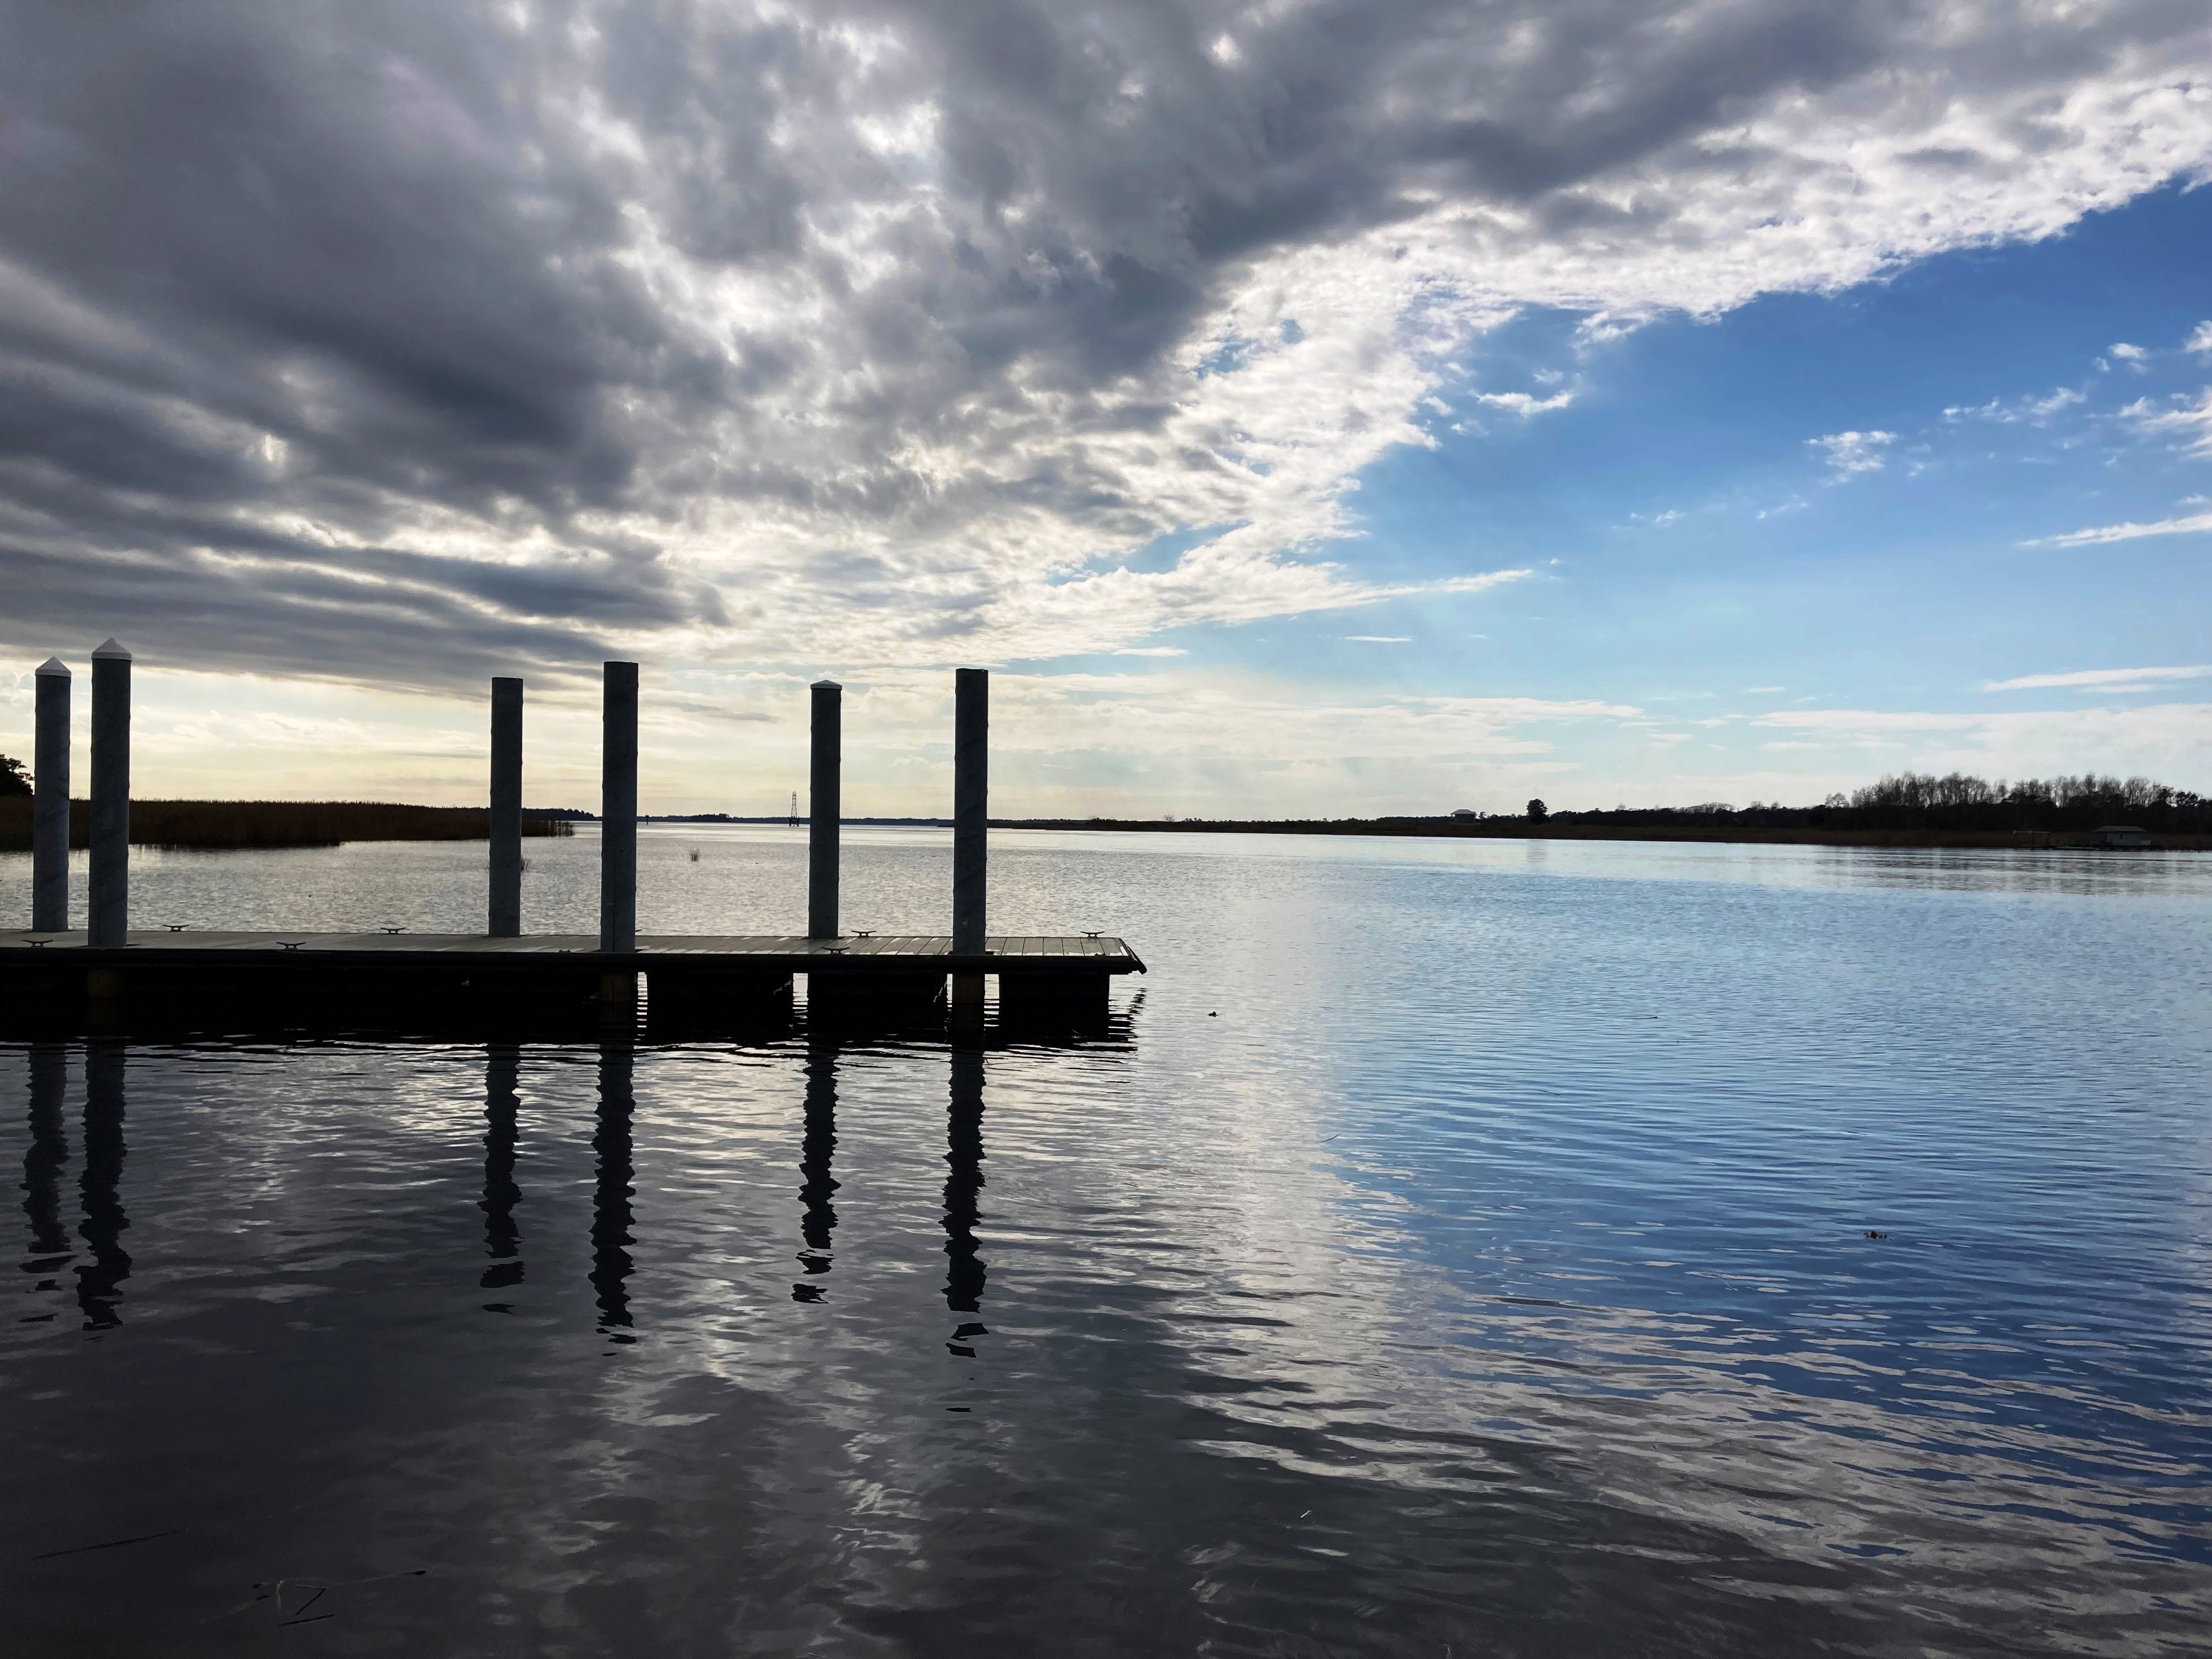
[1, 832, 2208, 1652]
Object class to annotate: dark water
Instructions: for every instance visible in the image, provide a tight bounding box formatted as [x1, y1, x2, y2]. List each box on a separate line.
[3, 828, 2210, 1656]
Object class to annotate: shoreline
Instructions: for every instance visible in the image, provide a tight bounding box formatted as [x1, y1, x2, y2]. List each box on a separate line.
[0, 798, 573, 852]
[994, 819, 2212, 851]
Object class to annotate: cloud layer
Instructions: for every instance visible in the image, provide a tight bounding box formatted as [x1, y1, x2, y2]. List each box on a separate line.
[1, 0, 2209, 698]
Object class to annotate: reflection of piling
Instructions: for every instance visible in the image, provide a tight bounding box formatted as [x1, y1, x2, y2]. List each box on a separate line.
[32, 659, 70, 933]
[808, 680, 842, 939]
[590, 1042, 634, 1340]
[76, 1042, 129, 1329]
[24, 1043, 70, 1265]
[88, 639, 132, 950]
[944, 1046, 986, 1321]
[793, 1042, 838, 1299]
[488, 678, 523, 938]
[481, 1044, 523, 1293]
[952, 669, 988, 1024]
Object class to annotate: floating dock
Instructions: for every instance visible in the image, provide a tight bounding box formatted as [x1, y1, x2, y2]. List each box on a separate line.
[8, 649, 1145, 1031]
[0, 930, 1142, 1023]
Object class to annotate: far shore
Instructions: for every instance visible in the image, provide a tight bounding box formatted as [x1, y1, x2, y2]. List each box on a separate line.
[995, 818, 2212, 851]
[4, 799, 2204, 854]
[0, 798, 573, 853]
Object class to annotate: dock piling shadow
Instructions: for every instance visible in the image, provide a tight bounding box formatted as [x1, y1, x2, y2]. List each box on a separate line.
[944, 1046, 986, 1338]
[76, 1042, 129, 1330]
[590, 1041, 635, 1343]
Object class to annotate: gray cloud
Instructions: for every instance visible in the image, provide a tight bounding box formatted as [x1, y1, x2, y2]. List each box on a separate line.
[0, 0, 2206, 681]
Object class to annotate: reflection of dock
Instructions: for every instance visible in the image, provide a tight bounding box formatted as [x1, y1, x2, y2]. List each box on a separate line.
[16, 1041, 131, 1330]
[15, 1037, 1012, 1345]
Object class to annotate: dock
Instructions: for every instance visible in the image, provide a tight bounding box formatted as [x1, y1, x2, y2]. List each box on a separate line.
[7, 650, 1146, 1031]
[0, 930, 1142, 1022]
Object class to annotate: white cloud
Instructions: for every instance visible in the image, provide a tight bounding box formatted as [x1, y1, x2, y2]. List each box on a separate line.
[1469, 390, 1575, 417]
[1809, 430, 1897, 476]
[0, 0, 2207, 695]
[1345, 635, 1411, 642]
[2187, 321, 2212, 354]
[2023, 509, 2212, 548]
[2, 1, 2210, 817]
[2110, 341, 2148, 362]
[1752, 703, 2212, 779]
[1984, 665, 2212, 692]
[1943, 386, 2087, 424]
[2122, 390, 2212, 456]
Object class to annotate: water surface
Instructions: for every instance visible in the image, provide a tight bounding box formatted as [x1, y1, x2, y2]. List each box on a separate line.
[3, 828, 2208, 1655]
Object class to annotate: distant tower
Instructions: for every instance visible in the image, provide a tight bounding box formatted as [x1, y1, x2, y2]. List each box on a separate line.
[788, 791, 800, 827]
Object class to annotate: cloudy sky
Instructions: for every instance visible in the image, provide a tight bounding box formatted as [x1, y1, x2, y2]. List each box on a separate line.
[2, 0, 2209, 815]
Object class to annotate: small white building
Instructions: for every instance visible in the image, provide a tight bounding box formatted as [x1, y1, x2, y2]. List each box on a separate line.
[2094, 825, 2149, 848]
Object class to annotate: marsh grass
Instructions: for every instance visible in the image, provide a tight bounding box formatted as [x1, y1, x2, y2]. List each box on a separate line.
[0, 799, 574, 851]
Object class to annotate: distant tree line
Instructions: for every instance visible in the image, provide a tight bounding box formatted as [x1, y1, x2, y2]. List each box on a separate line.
[1536, 772, 2212, 834]
[1008, 770, 2212, 844]
[0, 797, 576, 851]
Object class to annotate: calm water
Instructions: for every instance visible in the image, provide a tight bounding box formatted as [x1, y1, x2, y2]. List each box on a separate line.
[3, 827, 2210, 1656]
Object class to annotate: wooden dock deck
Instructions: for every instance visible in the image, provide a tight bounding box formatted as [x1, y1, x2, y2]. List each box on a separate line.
[0, 930, 1144, 1026]
[0, 930, 1143, 973]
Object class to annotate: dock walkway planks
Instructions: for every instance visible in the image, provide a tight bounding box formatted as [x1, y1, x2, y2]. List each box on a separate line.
[0, 930, 1145, 977]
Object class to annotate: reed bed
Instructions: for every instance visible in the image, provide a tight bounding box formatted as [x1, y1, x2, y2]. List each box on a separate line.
[0, 799, 575, 851]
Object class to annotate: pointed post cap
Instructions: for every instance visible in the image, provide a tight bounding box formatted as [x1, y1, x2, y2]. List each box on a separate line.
[91, 637, 132, 661]
[36, 656, 70, 677]
[811, 678, 842, 691]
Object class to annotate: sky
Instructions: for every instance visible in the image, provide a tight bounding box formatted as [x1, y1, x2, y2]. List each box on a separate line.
[1, 0, 2209, 817]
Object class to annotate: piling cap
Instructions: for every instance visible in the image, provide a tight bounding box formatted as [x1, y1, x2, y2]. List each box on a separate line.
[91, 637, 132, 661]
[35, 656, 70, 677]
[811, 678, 842, 691]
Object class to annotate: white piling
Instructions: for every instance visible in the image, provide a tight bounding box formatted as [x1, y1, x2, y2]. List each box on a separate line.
[951, 668, 989, 1022]
[599, 662, 638, 953]
[808, 680, 841, 939]
[489, 677, 523, 937]
[88, 639, 131, 948]
[32, 657, 70, 933]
